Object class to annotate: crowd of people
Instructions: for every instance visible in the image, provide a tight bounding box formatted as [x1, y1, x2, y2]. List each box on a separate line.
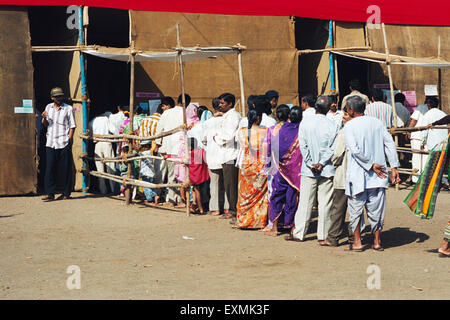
[40, 80, 450, 255]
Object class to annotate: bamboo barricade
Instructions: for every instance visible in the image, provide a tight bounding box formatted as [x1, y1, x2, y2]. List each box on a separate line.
[88, 170, 188, 190]
[82, 155, 184, 164]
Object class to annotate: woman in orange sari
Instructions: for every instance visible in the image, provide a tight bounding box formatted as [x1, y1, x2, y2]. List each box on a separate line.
[236, 109, 269, 229]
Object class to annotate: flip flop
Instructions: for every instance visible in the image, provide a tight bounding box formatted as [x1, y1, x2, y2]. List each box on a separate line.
[373, 246, 384, 251]
[345, 244, 364, 252]
[284, 234, 303, 242]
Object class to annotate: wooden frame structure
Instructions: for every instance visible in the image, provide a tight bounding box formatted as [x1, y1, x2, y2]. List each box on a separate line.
[31, 7, 247, 216]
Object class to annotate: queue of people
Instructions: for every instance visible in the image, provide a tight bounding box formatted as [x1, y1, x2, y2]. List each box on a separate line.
[39, 82, 449, 255]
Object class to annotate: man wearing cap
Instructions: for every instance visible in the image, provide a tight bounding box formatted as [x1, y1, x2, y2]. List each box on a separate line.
[41, 87, 77, 201]
[265, 90, 279, 120]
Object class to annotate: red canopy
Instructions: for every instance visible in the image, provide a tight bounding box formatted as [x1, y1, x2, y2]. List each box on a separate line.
[1, 0, 449, 25]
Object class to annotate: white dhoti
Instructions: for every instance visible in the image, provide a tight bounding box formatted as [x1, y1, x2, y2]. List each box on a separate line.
[411, 139, 425, 183]
[94, 142, 116, 194]
[347, 187, 385, 233]
[292, 176, 333, 241]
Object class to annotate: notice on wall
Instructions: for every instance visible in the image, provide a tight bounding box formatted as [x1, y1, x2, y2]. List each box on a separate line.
[148, 99, 161, 115]
[402, 91, 417, 113]
[424, 85, 438, 96]
[373, 84, 390, 89]
[136, 92, 160, 98]
[139, 102, 149, 111]
[382, 89, 401, 106]
[22, 99, 33, 108]
[14, 107, 34, 114]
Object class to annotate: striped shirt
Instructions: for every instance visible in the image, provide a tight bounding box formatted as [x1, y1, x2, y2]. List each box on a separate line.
[139, 113, 161, 138]
[364, 101, 393, 128]
[43, 103, 76, 149]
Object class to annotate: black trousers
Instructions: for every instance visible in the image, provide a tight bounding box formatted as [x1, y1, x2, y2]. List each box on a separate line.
[222, 161, 239, 213]
[44, 144, 73, 196]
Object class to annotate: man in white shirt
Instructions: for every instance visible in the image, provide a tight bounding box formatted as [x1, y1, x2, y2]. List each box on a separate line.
[408, 98, 429, 183]
[41, 87, 77, 201]
[108, 105, 129, 136]
[213, 93, 241, 219]
[341, 79, 370, 108]
[202, 98, 230, 216]
[326, 94, 344, 129]
[344, 96, 400, 251]
[285, 96, 339, 244]
[155, 96, 183, 205]
[265, 90, 279, 121]
[420, 97, 449, 187]
[89, 111, 115, 194]
[300, 95, 317, 120]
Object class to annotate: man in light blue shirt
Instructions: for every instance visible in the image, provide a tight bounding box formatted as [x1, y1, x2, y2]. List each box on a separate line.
[286, 96, 339, 244]
[344, 96, 400, 252]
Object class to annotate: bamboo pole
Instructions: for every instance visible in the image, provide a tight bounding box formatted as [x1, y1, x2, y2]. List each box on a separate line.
[80, 124, 185, 141]
[89, 170, 186, 189]
[237, 46, 246, 117]
[297, 46, 370, 55]
[125, 43, 136, 205]
[382, 23, 400, 191]
[332, 21, 340, 100]
[177, 24, 191, 217]
[390, 125, 450, 133]
[395, 147, 430, 155]
[83, 155, 183, 163]
[78, 6, 89, 194]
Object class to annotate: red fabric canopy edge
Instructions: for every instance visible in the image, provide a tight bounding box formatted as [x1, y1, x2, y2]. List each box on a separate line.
[1, 0, 450, 26]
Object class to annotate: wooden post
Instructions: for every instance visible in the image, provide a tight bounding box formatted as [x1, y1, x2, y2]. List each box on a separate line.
[332, 21, 340, 102]
[237, 46, 246, 116]
[125, 44, 136, 205]
[382, 23, 399, 190]
[177, 24, 191, 217]
[438, 36, 442, 109]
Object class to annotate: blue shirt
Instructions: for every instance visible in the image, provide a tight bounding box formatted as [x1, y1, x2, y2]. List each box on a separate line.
[298, 114, 339, 178]
[344, 116, 400, 196]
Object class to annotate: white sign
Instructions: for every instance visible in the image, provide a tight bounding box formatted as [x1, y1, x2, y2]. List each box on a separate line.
[424, 85, 438, 96]
[14, 107, 34, 114]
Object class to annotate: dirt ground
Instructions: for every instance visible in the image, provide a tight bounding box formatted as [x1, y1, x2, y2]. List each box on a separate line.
[0, 187, 448, 300]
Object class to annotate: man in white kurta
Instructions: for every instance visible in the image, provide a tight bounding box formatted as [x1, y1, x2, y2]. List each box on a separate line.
[287, 96, 339, 244]
[344, 96, 400, 251]
[420, 97, 449, 186]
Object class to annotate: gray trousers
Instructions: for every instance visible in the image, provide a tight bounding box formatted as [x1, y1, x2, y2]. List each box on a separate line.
[326, 189, 354, 245]
[209, 168, 229, 212]
[166, 160, 181, 204]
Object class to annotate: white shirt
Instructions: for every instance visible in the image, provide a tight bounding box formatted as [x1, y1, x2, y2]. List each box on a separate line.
[202, 116, 224, 170]
[298, 113, 339, 178]
[188, 121, 206, 149]
[410, 109, 425, 140]
[108, 111, 127, 135]
[214, 108, 241, 164]
[344, 116, 400, 197]
[139, 150, 155, 178]
[89, 112, 111, 136]
[43, 103, 76, 149]
[420, 108, 448, 151]
[238, 113, 276, 128]
[302, 107, 316, 119]
[155, 106, 184, 156]
[326, 110, 344, 129]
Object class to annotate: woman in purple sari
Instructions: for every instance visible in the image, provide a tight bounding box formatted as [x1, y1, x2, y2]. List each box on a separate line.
[261, 105, 302, 236]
